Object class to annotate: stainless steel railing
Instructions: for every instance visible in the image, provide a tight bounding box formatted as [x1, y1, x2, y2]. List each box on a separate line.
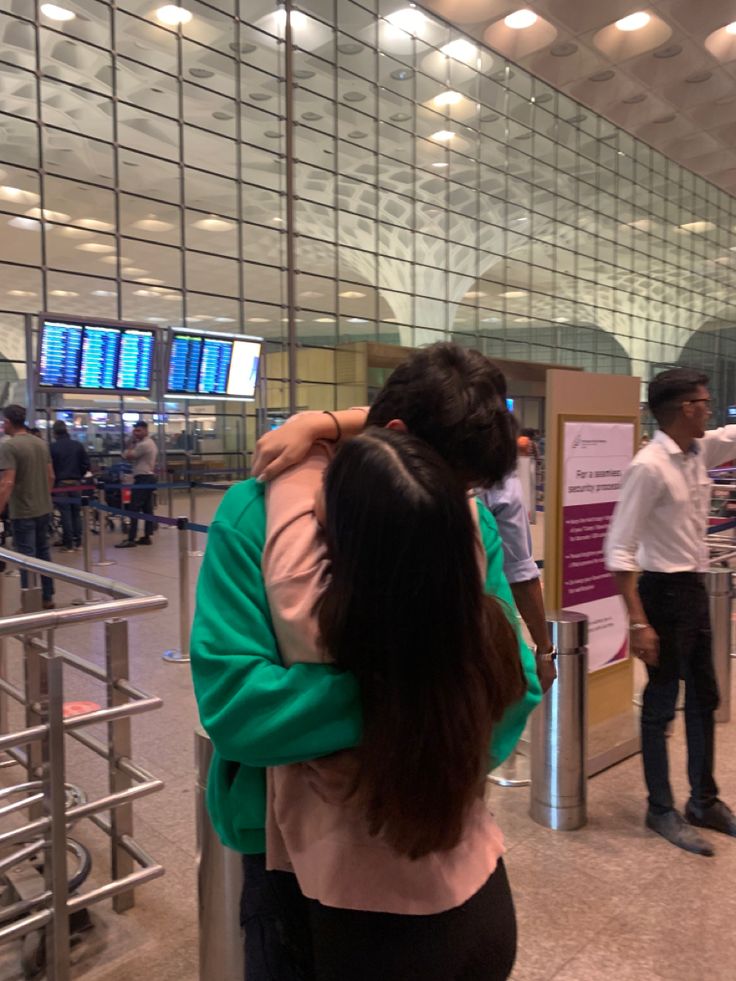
[0, 546, 168, 981]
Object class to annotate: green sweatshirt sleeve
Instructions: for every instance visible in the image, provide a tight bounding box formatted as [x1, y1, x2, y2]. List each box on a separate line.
[190, 480, 362, 768]
[476, 499, 543, 769]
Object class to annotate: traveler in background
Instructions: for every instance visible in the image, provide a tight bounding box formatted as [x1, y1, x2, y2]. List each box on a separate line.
[50, 420, 90, 552]
[115, 420, 157, 549]
[0, 405, 55, 609]
[261, 428, 527, 980]
[605, 368, 736, 855]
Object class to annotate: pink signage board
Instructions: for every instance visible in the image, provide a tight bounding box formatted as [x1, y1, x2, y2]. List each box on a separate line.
[562, 421, 635, 672]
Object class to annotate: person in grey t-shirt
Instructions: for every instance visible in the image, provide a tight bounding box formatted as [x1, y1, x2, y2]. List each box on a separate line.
[0, 404, 55, 607]
[115, 421, 158, 548]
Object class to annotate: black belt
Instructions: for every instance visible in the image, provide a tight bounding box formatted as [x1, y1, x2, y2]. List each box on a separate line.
[640, 570, 703, 582]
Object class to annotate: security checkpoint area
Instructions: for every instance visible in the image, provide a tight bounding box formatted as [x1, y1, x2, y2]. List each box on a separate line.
[0, 321, 735, 980]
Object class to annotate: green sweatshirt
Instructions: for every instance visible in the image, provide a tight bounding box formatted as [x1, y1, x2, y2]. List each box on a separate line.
[190, 478, 542, 855]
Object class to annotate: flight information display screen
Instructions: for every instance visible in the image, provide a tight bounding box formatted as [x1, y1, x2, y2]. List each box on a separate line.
[166, 330, 261, 400]
[79, 324, 119, 390]
[39, 321, 84, 388]
[167, 333, 203, 393]
[38, 316, 156, 393]
[117, 328, 155, 391]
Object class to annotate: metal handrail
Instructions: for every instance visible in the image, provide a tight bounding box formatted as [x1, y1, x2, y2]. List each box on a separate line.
[0, 548, 168, 979]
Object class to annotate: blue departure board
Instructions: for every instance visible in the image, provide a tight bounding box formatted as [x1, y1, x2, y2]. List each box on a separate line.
[79, 324, 120, 390]
[198, 337, 232, 395]
[168, 334, 202, 393]
[117, 328, 155, 391]
[39, 321, 83, 388]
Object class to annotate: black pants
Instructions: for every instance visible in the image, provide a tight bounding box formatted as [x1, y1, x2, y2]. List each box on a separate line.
[241, 855, 515, 981]
[127, 474, 156, 541]
[638, 572, 720, 815]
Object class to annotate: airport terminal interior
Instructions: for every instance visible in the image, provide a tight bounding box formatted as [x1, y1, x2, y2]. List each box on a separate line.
[2, 0, 736, 978]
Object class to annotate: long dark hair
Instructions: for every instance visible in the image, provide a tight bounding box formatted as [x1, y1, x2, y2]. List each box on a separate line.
[317, 429, 526, 859]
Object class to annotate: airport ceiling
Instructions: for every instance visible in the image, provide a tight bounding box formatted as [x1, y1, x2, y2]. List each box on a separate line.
[421, 0, 736, 196]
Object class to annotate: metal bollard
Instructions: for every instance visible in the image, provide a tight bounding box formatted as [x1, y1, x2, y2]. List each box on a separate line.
[195, 729, 244, 981]
[95, 488, 114, 568]
[82, 505, 93, 603]
[189, 483, 203, 557]
[707, 567, 732, 724]
[163, 517, 191, 663]
[530, 611, 588, 831]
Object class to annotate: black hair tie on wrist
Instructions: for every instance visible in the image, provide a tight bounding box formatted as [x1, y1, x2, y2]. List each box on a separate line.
[323, 410, 341, 442]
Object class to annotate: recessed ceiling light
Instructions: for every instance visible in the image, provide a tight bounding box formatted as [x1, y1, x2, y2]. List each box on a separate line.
[300, 291, 322, 299]
[615, 12, 651, 32]
[214, 317, 236, 323]
[385, 8, 426, 35]
[26, 207, 70, 222]
[274, 8, 308, 31]
[76, 218, 114, 231]
[189, 68, 214, 79]
[100, 255, 129, 265]
[247, 317, 270, 323]
[441, 39, 479, 64]
[76, 242, 116, 253]
[726, 22, 736, 35]
[163, 293, 181, 301]
[622, 93, 647, 104]
[499, 290, 526, 297]
[133, 217, 175, 232]
[134, 289, 157, 297]
[121, 267, 147, 276]
[390, 68, 414, 81]
[192, 216, 234, 231]
[465, 291, 486, 298]
[339, 291, 366, 299]
[147, 317, 168, 322]
[57, 227, 93, 239]
[8, 290, 36, 297]
[271, 216, 284, 223]
[679, 220, 716, 233]
[8, 217, 40, 231]
[136, 277, 165, 285]
[431, 162, 449, 169]
[504, 9, 538, 30]
[91, 290, 116, 297]
[433, 90, 463, 108]
[653, 43, 682, 58]
[513, 317, 526, 322]
[431, 130, 455, 142]
[40, 3, 76, 21]
[653, 114, 676, 124]
[155, 5, 193, 26]
[390, 113, 412, 122]
[315, 317, 336, 323]
[555, 317, 569, 323]
[49, 289, 79, 297]
[590, 70, 615, 82]
[0, 186, 39, 205]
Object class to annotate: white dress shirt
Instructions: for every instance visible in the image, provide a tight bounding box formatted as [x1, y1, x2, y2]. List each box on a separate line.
[477, 474, 539, 584]
[604, 427, 736, 574]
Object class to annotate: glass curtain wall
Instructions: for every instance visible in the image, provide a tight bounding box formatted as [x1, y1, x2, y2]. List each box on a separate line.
[2, 1, 736, 419]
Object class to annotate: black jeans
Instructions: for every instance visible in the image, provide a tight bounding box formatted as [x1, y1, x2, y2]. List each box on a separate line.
[308, 859, 516, 981]
[12, 514, 54, 601]
[56, 483, 82, 547]
[127, 474, 156, 541]
[638, 572, 720, 815]
[241, 856, 516, 981]
[241, 854, 313, 981]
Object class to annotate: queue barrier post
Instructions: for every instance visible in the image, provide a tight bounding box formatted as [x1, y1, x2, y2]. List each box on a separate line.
[707, 568, 732, 724]
[530, 611, 588, 831]
[189, 484, 203, 558]
[94, 487, 114, 569]
[163, 517, 191, 664]
[81, 504, 93, 604]
[195, 729, 244, 981]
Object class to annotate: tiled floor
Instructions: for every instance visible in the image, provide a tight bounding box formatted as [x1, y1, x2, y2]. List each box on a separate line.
[1, 492, 735, 981]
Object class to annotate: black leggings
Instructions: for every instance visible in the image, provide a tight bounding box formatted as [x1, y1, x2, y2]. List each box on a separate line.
[307, 859, 516, 981]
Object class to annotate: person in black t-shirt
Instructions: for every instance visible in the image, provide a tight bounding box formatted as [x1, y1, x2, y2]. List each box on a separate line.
[50, 421, 90, 551]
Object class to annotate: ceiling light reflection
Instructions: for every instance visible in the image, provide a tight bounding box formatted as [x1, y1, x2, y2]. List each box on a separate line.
[615, 11, 651, 32]
[40, 3, 76, 21]
[430, 130, 455, 142]
[385, 8, 426, 36]
[504, 9, 538, 30]
[432, 90, 463, 108]
[440, 39, 479, 64]
[155, 5, 193, 26]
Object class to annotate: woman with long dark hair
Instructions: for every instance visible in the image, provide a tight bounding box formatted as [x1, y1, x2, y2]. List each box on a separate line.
[263, 426, 529, 980]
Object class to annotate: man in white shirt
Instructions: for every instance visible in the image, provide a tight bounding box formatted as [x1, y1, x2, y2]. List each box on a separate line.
[605, 368, 736, 855]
